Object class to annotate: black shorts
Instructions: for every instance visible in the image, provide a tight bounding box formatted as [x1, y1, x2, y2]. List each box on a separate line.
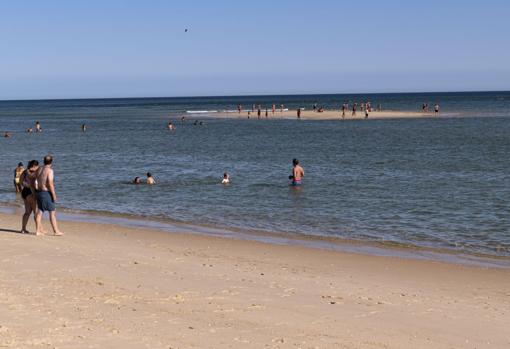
[21, 187, 32, 200]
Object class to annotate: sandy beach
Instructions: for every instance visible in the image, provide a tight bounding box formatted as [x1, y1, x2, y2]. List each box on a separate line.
[209, 110, 443, 121]
[0, 211, 508, 349]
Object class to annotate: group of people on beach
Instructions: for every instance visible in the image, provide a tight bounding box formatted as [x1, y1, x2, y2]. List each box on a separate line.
[13, 155, 63, 236]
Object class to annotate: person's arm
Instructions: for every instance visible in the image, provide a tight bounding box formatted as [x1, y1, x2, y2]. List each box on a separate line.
[47, 170, 57, 202]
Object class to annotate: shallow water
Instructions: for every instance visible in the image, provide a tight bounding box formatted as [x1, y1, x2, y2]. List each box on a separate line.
[1, 92, 510, 257]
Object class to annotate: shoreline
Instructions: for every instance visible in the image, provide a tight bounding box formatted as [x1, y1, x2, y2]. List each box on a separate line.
[1, 203, 509, 269]
[0, 210, 509, 348]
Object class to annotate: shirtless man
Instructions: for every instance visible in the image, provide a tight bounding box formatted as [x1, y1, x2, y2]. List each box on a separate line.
[289, 158, 304, 186]
[146, 172, 156, 185]
[35, 155, 63, 236]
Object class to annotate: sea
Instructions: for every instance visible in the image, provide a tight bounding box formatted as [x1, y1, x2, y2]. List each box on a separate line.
[1, 92, 509, 263]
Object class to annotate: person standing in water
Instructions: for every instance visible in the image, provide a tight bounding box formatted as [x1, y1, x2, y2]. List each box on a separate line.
[35, 155, 64, 236]
[434, 104, 440, 115]
[289, 158, 304, 186]
[81, 124, 87, 132]
[14, 162, 25, 193]
[35, 121, 42, 132]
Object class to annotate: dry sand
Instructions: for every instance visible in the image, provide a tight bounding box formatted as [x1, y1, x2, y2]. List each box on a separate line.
[210, 110, 445, 121]
[0, 211, 508, 349]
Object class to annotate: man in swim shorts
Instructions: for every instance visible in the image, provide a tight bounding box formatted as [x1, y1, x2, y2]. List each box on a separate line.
[35, 155, 64, 236]
[289, 158, 304, 186]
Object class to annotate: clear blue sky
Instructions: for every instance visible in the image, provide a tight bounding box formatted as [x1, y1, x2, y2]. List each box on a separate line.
[1, 0, 509, 99]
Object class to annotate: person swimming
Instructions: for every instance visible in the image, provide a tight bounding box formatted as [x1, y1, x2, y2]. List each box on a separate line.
[132, 177, 141, 184]
[222, 172, 230, 184]
[146, 172, 156, 185]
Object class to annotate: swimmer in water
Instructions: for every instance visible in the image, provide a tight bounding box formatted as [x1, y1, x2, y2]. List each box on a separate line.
[146, 173, 156, 185]
[81, 124, 87, 132]
[289, 158, 304, 186]
[222, 172, 230, 184]
[167, 122, 175, 130]
[35, 121, 42, 132]
[132, 177, 141, 184]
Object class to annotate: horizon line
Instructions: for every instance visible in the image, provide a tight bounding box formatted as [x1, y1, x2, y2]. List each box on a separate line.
[1, 89, 510, 103]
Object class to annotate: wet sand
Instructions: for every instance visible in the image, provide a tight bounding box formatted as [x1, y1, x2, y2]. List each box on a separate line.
[0, 211, 509, 348]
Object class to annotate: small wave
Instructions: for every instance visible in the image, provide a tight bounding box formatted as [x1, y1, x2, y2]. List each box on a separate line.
[186, 110, 218, 114]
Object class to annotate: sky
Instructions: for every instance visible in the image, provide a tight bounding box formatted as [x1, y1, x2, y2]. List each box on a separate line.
[1, 0, 509, 99]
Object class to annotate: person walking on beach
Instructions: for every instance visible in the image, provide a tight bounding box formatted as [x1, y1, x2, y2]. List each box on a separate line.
[14, 162, 25, 193]
[20, 160, 39, 234]
[352, 103, 357, 117]
[289, 158, 304, 187]
[297, 108, 301, 119]
[35, 155, 64, 236]
[272, 104, 276, 115]
[434, 104, 440, 115]
[341, 103, 346, 118]
[237, 104, 242, 114]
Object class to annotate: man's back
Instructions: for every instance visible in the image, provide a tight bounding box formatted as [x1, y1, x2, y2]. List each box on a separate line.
[36, 166, 53, 191]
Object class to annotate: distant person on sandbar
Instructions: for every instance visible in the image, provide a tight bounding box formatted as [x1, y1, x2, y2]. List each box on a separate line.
[280, 104, 284, 112]
[352, 103, 357, 116]
[237, 104, 242, 114]
[20, 160, 39, 234]
[272, 104, 276, 115]
[35, 121, 42, 132]
[365, 109, 369, 119]
[265, 108, 268, 118]
[222, 172, 230, 184]
[434, 104, 440, 115]
[257, 108, 261, 119]
[248, 111, 251, 119]
[313, 102, 317, 112]
[35, 155, 64, 236]
[146, 172, 156, 185]
[14, 162, 25, 193]
[297, 108, 301, 119]
[341, 103, 346, 118]
[289, 158, 304, 187]
[132, 176, 141, 184]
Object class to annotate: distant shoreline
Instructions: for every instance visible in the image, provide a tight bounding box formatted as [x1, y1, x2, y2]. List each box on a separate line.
[1, 90, 509, 103]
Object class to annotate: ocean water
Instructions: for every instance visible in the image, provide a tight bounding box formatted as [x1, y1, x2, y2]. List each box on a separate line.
[1, 92, 510, 258]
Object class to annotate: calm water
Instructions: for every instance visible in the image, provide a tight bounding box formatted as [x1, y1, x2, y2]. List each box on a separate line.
[1, 92, 509, 258]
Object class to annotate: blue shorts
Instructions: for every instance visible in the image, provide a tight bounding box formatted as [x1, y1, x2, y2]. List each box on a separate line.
[291, 180, 302, 186]
[36, 191, 56, 212]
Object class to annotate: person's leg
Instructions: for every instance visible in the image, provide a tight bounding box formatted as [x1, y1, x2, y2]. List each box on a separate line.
[35, 209, 46, 235]
[49, 211, 64, 236]
[21, 200, 31, 233]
